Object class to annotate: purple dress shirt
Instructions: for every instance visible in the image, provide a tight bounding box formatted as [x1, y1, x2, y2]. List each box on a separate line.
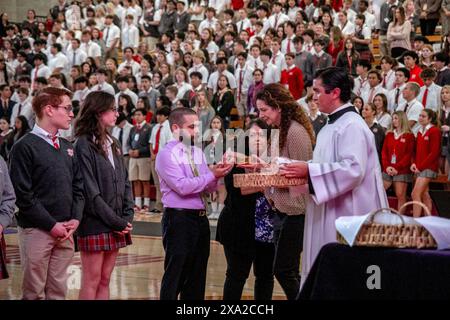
[155, 140, 218, 210]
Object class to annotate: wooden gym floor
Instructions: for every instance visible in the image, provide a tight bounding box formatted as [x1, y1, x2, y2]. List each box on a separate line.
[0, 212, 285, 300]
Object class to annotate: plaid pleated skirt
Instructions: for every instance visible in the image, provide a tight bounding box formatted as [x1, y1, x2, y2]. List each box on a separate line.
[0, 235, 9, 280]
[76, 232, 132, 252]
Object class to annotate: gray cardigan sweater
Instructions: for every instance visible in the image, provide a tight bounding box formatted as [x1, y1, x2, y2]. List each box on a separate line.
[0, 156, 15, 230]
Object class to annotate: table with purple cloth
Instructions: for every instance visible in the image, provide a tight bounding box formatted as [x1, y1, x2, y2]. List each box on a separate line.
[298, 243, 450, 300]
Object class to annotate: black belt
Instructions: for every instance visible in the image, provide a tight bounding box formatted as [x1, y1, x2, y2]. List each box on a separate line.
[165, 207, 207, 217]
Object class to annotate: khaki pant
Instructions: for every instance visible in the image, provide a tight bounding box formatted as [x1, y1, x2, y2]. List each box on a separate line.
[151, 158, 163, 211]
[143, 36, 159, 52]
[379, 35, 389, 59]
[235, 92, 248, 117]
[18, 227, 74, 300]
[129, 157, 152, 181]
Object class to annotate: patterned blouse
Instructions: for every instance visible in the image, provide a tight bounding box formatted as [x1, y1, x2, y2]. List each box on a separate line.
[255, 195, 275, 243]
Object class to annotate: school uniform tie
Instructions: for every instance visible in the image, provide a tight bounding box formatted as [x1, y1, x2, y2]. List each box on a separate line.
[72, 51, 76, 66]
[422, 88, 429, 107]
[48, 134, 60, 150]
[238, 69, 243, 102]
[368, 87, 375, 103]
[394, 88, 400, 107]
[286, 38, 291, 54]
[153, 124, 162, 154]
[382, 74, 387, 88]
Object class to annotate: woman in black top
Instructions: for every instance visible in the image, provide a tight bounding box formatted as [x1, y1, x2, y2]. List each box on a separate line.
[0, 115, 30, 161]
[216, 119, 275, 300]
[362, 103, 386, 162]
[211, 74, 235, 129]
[74, 91, 134, 300]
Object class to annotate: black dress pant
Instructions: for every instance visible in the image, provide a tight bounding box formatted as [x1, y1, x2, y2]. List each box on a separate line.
[420, 19, 439, 36]
[272, 213, 305, 300]
[223, 241, 275, 300]
[160, 209, 210, 300]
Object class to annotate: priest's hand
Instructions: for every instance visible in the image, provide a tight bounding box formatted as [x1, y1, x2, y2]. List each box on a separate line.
[279, 161, 309, 179]
[211, 163, 234, 178]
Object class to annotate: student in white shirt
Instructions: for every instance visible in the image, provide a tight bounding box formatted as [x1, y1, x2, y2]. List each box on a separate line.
[336, 11, 356, 37]
[398, 82, 423, 135]
[281, 21, 296, 54]
[236, 8, 251, 34]
[72, 76, 91, 107]
[31, 54, 52, 90]
[360, 70, 387, 105]
[198, 7, 218, 34]
[174, 67, 193, 100]
[149, 106, 172, 213]
[121, 14, 140, 51]
[380, 56, 396, 91]
[207, 57, 237, 95]
[352, 60, 371, 97]
[67, 39, 88, 69]
[10, 87, 33, 127]
[188, 50, 209, 85]
[234, 52, 254, 117]
[103, 14, 121, 60]
[302, 29, 315, 54]
[121, 0, 139, 28]
[417, 68, 442, 113]
[270, 38, 287, 72]
[358, 0, 377, 30]
[90, 68, 116, 96]
[267, 2, 289, 30]
[246, 44, 264, 70]
[118, 47, 141, 76]
[388, 67, 410, 112]
[80, 30, 102, 67]
[259, 49, 280, 84]
[115, 76, 139, 107]
[111, 112, 134, 167]
[47, 43, 69, 75]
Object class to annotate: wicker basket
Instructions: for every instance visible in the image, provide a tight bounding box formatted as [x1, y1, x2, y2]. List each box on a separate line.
[337, 201, 437, 249]
[233, 172, 307, 188]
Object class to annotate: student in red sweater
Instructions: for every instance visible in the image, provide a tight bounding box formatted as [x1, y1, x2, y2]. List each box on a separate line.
[411, 109, 441, 217]
[381, 111, 415, 210]
[280, 53, 304, 100]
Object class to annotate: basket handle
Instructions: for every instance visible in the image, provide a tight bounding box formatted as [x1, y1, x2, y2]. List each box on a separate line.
[367, 207, 405, 225]
[399, 201, 431, 217]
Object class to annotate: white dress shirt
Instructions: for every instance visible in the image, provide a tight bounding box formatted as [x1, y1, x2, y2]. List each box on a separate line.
[115, 88, 139, 107]
[417, 83, 442, 113]
[397, 98, 423, 135]
[112, 121, 133, 156]
[360, 84, 387, 104]
[234, 65, 254, 95]
[381, 70, 396, 91]
[10, 97, 33, 126]
[267, 13, 289, 29]
[66, 48, 88, 67]
[118, 59, 141, 75]
[91, 82, 116, 96]
[270, 51, 287, 74]
[207, 70, 237, 93]
[149, 119, 173, 153]
[281, 36, 296, 54]
[387, 84, 407, 112]
[48, 52, 69, 74]
[262, 63, 280, 84]
[121, 24, 140, 50]
[188, 64, 209, 84]
[80, 41, 102, 58]
[103, 24, 121, 49]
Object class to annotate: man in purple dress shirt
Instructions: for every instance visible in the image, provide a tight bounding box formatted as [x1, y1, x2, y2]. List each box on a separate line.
[156, 108, 232, 300]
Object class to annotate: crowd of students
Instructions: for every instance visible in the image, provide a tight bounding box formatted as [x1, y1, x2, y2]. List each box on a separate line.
[0, 0, 450, 300]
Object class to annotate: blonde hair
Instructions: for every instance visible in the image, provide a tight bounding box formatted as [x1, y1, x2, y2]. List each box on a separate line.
[389, 111, 411, 134]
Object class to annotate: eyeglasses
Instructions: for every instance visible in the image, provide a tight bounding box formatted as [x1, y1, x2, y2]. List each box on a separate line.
[52, 105, 73, 114]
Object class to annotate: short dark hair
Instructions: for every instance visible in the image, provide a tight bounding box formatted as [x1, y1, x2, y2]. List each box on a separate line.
[260, 49, 272, 59]
[403, 50, 419, 62]
[189, 71, 203, 80]
[216, 57, 228, 65]
[396, 67, 410, 80]
[133, 108, 147, 116]
[116, 76, 129, 83]
[96, 68, 108, 75]
[313, 38, 325, 47]
[156, 106, 171, 117]
[315, 67, 354, 103]
[293, 36, 304, 44]
[74, 76, 88, 84]
[141, 75, 152, 82]
[434, 51, 449, 64]
[169, 107, 197, 128]
[420, 68, 437, 80]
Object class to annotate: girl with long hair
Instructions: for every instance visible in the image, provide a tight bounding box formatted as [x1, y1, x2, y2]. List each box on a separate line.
[118, 94, 135, 122]
[362, 103, 386, 161]
[373, 93, 392, 130]
[203, 116, 227, 219]
[381, 111, 415, 210]
[327, 26, 344, 65]
[335, 38, 360, 76]
[0, 115, 30, 161]
[254, 83, 314, 300]
[193, 89, 215, 134]
[387, 6, 412, 58]
[74, 91, 134, 300]
[211, 74, 234, 129]
[411, 109, 441, 217]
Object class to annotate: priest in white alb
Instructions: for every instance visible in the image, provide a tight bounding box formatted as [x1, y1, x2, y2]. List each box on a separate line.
[279, 67, 389, 290]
